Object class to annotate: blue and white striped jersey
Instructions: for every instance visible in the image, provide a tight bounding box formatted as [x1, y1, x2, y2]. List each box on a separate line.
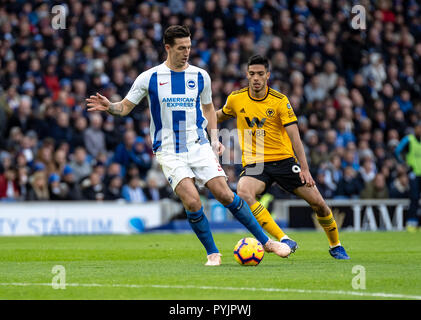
[125, 63, 212, 154]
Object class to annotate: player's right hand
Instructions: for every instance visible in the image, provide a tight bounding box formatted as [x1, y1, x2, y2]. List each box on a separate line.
[211, 140, 225, 156]
[86, 93, 111, 112]
[300, 168, 316, 187]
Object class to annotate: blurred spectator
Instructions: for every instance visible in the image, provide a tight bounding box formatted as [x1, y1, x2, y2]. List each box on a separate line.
[360, 173, 389, 199]
[69, 146, 92, 182]
[70, 116, 88, 150]
[334, 166, 364, 199]
[315, 170, 334, 199]
[103, 162, 122, 186]
[359, 158, 377, 184]
[124, 164, 141, 184]
[0, 167, 20, 201]
[48, 173, 67, 200]
[336, 118, 356, 148]
[130, 136, 152, 179]
[122, 175, 147, 203]
[358, 140, 375, 161]
[324, 129, 338, 154]
[113, 129, 137, 169]
[388, 109, 407, 138]
[304, 75, 326, 103]
[81, 172, 105, 201]
[103, 116, 121, 151]
[104, 175, 123, 201]
[396, 89, 413, 115]
[20, 131, 37, 165]
[362, 53, 386, 93]
[323, 154, 343, 193]
[50, 112, 73, 147]
[16, 166, 29, 200]
[389, 171, 411, 199]
[6, 127, 24, 155]
[52, 148, 68, 177]
[26, 171, 49, 201]
[6, 96, 38, 135]
[319, 61, 338, 93]
[84, 113, 106, 158]
[143, 170, 171, 201]
[310, 142, 329, 170]
[341, 148, 360, 171]
[94, 159, 106, 177]
[61, 165, 83, 200]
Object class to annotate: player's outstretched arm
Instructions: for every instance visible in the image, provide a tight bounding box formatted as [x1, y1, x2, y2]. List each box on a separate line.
[216, 109, 233, 123]
[394, 135, 410, 163]
[86, 93, 136, 117]
[285, 123, 315, 187]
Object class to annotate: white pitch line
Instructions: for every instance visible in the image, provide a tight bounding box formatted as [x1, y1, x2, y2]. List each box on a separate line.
[1, 282, 421, 300]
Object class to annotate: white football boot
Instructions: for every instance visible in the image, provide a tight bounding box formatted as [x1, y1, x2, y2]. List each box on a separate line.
[205, 253, 222, 266]
[263, 239, 291, 258]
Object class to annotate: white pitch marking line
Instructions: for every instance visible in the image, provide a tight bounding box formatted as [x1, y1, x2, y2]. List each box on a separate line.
[1, 282, 421, 300]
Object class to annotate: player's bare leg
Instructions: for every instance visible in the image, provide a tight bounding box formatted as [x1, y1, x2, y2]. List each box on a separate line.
[175, 178, 221, 265]
[293, 185, 331, 217]
[293, 185, 350, 259]
[175, 177, 203, 212]
[236, 176, 266, 205]
[206, 176, 290, 258]
[204, 176, 235, 206]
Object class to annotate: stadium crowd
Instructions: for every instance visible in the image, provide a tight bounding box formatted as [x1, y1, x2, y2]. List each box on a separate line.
[0, 0, 420, 205]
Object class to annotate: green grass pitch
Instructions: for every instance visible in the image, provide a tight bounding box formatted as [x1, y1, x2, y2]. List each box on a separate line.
[1, 231, 421, 300]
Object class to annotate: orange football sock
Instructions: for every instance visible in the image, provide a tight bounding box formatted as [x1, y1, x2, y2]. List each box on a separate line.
[250, 201, 286, 241]
[316, 211, 341, 248]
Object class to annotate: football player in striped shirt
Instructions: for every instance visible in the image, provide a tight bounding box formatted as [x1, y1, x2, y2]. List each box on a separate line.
[86, 26, 291, 265]
[217, 55, 350, 259]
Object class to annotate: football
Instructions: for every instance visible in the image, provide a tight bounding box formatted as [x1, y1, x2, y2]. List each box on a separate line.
[233, 237, 265, 266]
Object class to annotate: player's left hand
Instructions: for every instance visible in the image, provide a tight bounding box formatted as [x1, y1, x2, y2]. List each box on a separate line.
[211, 140, 225, 156]
[85, 93, 111, 112]
[300, 169, 316, 187]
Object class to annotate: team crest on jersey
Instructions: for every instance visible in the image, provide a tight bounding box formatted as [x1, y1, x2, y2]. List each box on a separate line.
[266, 108, 275, 118]
[186, 79, 196, 90]
[287, 103, 292, 109]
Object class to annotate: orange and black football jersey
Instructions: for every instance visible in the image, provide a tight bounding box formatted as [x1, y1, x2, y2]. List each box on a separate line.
[222, 87, 297, 166]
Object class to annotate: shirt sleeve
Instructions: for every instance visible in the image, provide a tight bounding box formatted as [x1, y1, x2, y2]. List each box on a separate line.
[125, 72, 149, 105]
[221, 94, 236, 117]
[200, 70, 213, 105]
[394, 135, 410, 163]
[279, 96, 298, 127]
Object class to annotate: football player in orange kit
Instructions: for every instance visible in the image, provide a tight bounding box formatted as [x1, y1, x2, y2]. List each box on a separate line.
[217, 55, 349, 259]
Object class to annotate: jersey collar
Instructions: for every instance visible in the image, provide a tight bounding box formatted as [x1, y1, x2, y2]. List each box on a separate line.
[163, 61, 190, 72]
[248, 86, 269, 101]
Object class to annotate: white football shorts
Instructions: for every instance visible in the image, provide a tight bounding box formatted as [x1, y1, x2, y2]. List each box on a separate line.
[155, 142, 226, 191]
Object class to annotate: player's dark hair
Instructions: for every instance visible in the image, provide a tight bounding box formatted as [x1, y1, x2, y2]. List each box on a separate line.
[163, 25, 191, 46]
[247, 55, 270, 71]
